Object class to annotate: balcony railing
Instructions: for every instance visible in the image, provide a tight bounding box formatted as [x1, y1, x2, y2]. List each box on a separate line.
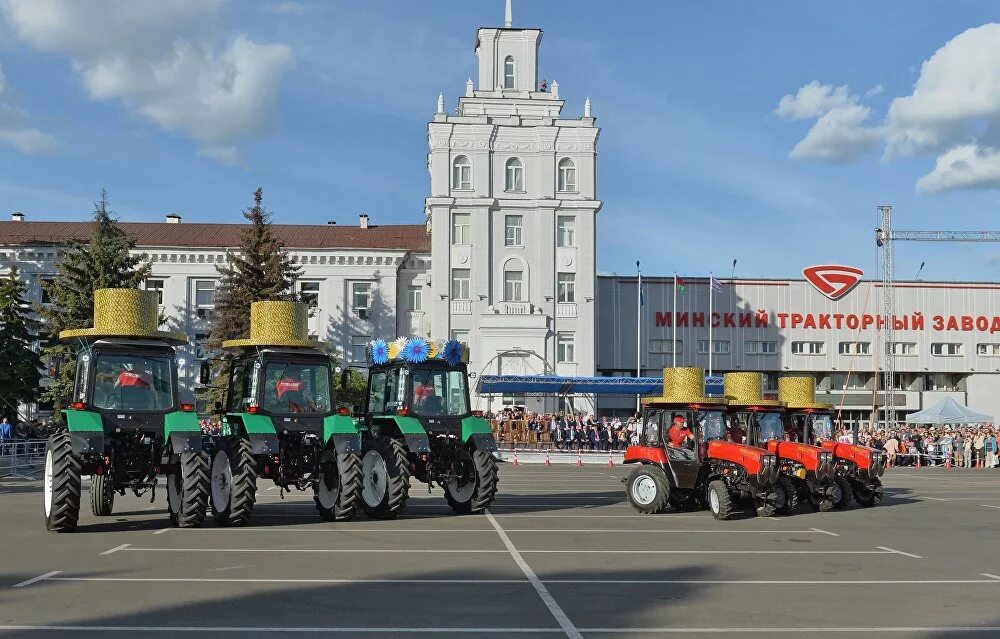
[556, 303, 577, 318]
[451, 300, 472, 315]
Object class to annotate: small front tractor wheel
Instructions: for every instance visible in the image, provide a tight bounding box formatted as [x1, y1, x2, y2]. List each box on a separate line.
[315, 449, 362, 521]
[444, 448, 499, 515]
[89, 473, 115, 517]
[756, 485, 784, 518]
[707, 479, 733, 520]
[624, 464, 670, 514]
[776, 476, 798, 515]
[834, 476, 853, 510]
[210, 437, 257, 527]
[852, 478, 883, 507]
[168, 451, 210, 528]
[361, 436, 410, 520]
[807, 484, 837, 512]
[43, 433, 82, 533]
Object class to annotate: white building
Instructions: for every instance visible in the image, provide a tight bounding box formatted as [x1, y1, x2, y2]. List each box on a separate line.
[0, 6, 600, 414]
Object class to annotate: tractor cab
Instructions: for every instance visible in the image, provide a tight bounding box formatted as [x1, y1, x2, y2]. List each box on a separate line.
[365, 358, 472, 439]
[77, 339, 179, 420]
[225, 348, 336, 428]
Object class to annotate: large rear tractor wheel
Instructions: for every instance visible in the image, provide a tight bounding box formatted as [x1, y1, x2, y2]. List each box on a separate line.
[776, 476, 798, 515]
[444, 448, 499, 515]
[43, 433, 82, 533]
[361, 436, 410, 520]
[852, 478, 884, 507]
[89, 473, 115, 517]
[168, 452, 210, 528]
[833, 476, 853, 510]
[210, 437, 257, 527]
[625, 465, 670, 514]
[315, 449, 362, 521]
[707, 479, 734, 521]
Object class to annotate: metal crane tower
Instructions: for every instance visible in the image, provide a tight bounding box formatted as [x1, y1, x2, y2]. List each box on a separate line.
[874, 205, 1000, 430]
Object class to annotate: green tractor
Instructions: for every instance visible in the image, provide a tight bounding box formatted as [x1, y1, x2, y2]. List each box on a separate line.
[43, 288, 208, 532]
[205, 300, 362, 526]
[356, 337, 499, 519]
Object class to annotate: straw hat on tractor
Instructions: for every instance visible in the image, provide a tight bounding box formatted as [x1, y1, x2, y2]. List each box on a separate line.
[723, 372, 783, 408]
[778, 376, 834, 411]
[645, 367, 724, 406]
[222, 300, 315, 350]
[59, 288, 187, 345]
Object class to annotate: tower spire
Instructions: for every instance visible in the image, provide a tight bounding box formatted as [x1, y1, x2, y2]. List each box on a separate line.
[504, 0, 512, 27]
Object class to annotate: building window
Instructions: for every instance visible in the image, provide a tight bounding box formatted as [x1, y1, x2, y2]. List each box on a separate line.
[350, 336, 370, 363]
[194, 333, 211, 360]
[505, 215, 523, 246]
[452, 212, 471, 245]
[194, 280, 216, 319]
[145, 279, 164, 305]
[838, 341, 871, 355]
[557, 272, 575, 303]
[744, 340, 777, 355]
[299, 281, 320, 308]
[926, 373, 961, 391]
[451, 269, 471, 300]
[697, 340, 731, 355]
[38, 276, 55, 304]
[791, 341, 825, 355]
[505, 158, 524, 192]
[556, 216, 576, 247]
[502, 394, 526, 406]
[557, 332, 575, 363]
[650, 339, 681, 354]
[831, 373, 870, 390]
[351, 282, 372, 316]
[452, 156, 472, 191]
[891, 342, 917, 356]
[557, 158, 577, 192]
[931, 343, 962, 357]
[504, 268, 523, 301]
[407, 286, 422, 311]
[504, 56, 515, 89]
[451, 330, 470, 345]
[977, 343, 1000, 356]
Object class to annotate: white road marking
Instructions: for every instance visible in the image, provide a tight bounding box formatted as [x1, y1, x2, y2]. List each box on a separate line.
[110, 547, 509, 554]
[486, 510, 583, 639]
[577, 627, 1000, 634]
[503, 529, 829, 534]
[153, 528, 170, 535]
[11, 571, 61, 588]
[982, 573, 1000, 580]
[878, 546, 924, 559]
[981, 504, 1000, 510]
[919, 496, 949, 501]
[518, 549, 897, 555]
[545, 578, 1000, 585]
[43, 577, 525, 584]
[99, 544, 131, 556]
[165, 528, 498, 533]
[5, 626, 1000, 634]
[809, 528, 839, 537]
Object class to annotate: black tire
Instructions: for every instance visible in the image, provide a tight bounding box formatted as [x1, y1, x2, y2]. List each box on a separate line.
[210, 437, 257, 527]
[89, 473, 115, 517]
[852, 478, 883, 507]
[168, 452, 210, 528]
[776, 476, 798, 515]
[834, 476, 853, 510]
[808, 482, 837, 512]
[315, 450, 362, 521]
[707, 479, 733, 520]
[756, 486, 784, 518]
[445, 448, 500, 515]
[43, 433, 82, 533]
[625, 464, 670, 514]
[361, 436, 410, 520]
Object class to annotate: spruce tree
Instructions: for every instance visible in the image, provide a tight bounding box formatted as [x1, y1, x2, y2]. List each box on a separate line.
[39, 190, 150, 416]
[0, 267, 43, 423]
[205, 188, 302, 406]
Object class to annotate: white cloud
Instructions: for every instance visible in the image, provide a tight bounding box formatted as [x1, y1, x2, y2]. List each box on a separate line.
[865, 84, 884, 98]
[790, 104, 883, 162]
[916, 144, 1000, 194]
[775, 81, 855, 120]
[0, 0, 295, 165]
[0, 63, 57, 154]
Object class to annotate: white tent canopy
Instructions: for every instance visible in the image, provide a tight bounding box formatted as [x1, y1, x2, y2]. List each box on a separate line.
[905, 397, 993, 425]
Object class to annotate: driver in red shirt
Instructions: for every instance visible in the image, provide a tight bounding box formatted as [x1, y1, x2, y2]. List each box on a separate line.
[667, 415, 693, 448]
[276, 371, 307, 412]
[116, 367, 152, 389]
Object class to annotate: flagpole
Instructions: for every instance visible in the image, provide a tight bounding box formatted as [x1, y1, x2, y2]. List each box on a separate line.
[708, 272, 714, 378]
[672, 273, 678, 369]
[636, 261, 641, 413]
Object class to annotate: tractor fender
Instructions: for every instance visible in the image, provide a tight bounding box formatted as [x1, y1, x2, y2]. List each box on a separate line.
[68, 432, 104, 456]
[324, 414, 361, 454]
[623, 446, 668, 465]
[167, 432, 203, 455]
[371, 416, 430, 454]
[403, 433, 430, 454]
[468, 432, 498, 453]
[225, 414, 279, 456]
[329, 433, 362, 455]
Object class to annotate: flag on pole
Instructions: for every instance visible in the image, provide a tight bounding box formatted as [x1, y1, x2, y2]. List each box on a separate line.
[710, 274, 723, 293]
[639, 285, 645, 306]
[676, 275, 686, 294]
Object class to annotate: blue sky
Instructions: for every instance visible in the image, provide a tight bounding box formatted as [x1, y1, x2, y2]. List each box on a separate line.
[1, 1, 999, 281]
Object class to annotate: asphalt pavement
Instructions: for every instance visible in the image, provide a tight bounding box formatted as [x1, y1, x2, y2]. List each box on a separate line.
[2, 463, 1000, 638]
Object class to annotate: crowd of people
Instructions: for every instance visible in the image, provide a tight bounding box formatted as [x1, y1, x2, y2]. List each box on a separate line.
[857, 424, 999, 468]
[489, 407, 642, 451]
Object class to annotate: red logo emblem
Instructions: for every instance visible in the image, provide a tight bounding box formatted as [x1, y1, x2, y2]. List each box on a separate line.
[803, 265, 863, 300]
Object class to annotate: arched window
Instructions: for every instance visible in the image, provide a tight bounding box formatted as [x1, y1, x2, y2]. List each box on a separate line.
[504, 56, 515, 89]
[452, 156, 472, 191]
[505, 157, 523, 192]
[557, 158, 577, 192]
[504, 266, 524, 302]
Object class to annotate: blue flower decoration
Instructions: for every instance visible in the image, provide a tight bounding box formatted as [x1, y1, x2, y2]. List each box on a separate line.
[443, 339, 464, 366]
[370, 338, 389, 365]
[401, 337, 430, 363]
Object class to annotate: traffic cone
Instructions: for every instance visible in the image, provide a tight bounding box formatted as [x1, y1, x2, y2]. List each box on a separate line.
[607, 450, 614, 467]
[513, 449, 519, 466]
[544, 451, 552, 467]
[945, 453, 951, 469]
[576, 449, 584, 467]
[916, 451, 921, 468]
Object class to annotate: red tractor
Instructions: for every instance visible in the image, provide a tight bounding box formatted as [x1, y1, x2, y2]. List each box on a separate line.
[623, 368, 781, 520]
[779, 377, 886, 507]
[724, 373, 845, 513]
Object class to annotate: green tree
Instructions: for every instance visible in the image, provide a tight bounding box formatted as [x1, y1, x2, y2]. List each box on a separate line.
[0, 267, 43, 423]
[39, 190, 150, 416]
[204, 188, 302, 406]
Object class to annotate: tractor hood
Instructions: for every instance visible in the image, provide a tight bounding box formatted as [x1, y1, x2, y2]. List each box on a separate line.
[765, 440, 835, 479]
[821, 441, 886, 477]
[707, 440, 777, 481]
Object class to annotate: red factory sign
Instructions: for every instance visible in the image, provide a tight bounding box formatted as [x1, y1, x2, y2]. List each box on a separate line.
[803, 265, 864, 300]
[654, 310, 1000, 333]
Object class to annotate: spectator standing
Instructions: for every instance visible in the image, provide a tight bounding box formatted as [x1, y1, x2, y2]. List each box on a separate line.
[964, 434, 973, 468]
[985, 430, 997, 469]
[974, 431, 986, 468]
[954, 431, 966, 467]
[0, 417, 11, 440]
[883, 435, 899, 467]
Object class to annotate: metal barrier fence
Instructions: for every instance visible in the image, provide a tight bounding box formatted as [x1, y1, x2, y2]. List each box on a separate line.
[0, 440, 47, 480]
